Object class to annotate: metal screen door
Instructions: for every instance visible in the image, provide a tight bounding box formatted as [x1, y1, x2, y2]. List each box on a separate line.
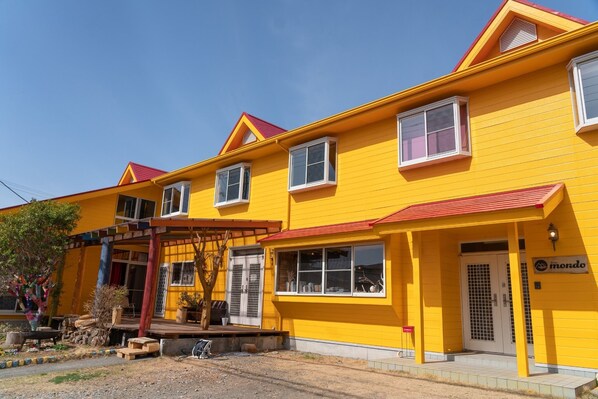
[227, 252, 264, 326]
[154, 264, 169, 317]
[461, 254, 533, 354]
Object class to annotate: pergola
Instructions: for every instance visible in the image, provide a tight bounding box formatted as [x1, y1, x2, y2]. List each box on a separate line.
[69, 217, 282, 336]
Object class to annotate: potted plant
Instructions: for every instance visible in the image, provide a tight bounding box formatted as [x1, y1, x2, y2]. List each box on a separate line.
[177, 291, 202, 323]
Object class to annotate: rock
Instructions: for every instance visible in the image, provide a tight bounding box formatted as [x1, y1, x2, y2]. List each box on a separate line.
[241, 343, 257, 353]
[3, 332, 24, 348]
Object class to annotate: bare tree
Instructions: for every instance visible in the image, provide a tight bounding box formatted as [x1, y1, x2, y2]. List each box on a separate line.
[190, 228, 230, 330]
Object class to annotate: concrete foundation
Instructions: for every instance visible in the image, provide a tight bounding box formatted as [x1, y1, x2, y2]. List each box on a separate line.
[160, 334, 286, 356]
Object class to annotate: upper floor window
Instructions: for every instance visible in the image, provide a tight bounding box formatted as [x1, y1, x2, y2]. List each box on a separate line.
[568, 50, 598, 133]
[276, 243, 384, 296]
[115, 195, 156, 224]
[398, 96, 470, 168]
[288, 137, 337, 192]
[0, 295, 18, 313]
[161, 181, 190, 217]
[214, 163, 251, 208]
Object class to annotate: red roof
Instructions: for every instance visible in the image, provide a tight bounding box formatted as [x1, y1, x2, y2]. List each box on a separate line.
[243, 113, 286, 139]
[128, 162, 167, 182]
[259, 219, 376, 242]
[374, 184, 564, 225]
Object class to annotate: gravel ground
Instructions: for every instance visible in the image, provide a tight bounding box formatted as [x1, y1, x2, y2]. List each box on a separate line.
[0, 351, 538, 399]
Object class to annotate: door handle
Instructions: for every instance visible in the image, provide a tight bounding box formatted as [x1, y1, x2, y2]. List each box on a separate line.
[492, 293, 498, 306]
[503, 293, 511, 307]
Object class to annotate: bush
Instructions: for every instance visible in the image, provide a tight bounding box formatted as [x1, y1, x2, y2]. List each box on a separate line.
[84, 285, 128, 327]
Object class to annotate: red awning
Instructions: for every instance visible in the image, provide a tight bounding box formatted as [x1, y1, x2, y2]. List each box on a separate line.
[373, 183, 564, 233]
[259, 219, 376, 243]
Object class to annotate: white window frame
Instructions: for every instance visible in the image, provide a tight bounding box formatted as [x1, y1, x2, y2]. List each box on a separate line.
[114, 195, 156, 224]
[274, 243, 385, 297]
[288, 136, 337, 193]
[397, 96, 470, 168]
[169, 261, 195, 286]
[568, 50, 598, 133]
[161, 181, 191, 217]
[214, 162, 251, 208]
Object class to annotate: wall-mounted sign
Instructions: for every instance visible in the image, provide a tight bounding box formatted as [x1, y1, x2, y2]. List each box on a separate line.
[532, 256, 589, 274]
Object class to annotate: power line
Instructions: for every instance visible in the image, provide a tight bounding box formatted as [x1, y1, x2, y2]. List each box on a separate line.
[0, 180, 30, 204]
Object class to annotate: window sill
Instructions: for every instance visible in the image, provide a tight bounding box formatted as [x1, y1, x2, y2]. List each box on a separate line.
[214, 199, 249, 209]
[399, 153, 470, 171]
[160, 212, 189, 218]
[275, 292, 385, 298]
[575, 121, 598, 134]
[289, 181, 336, 194]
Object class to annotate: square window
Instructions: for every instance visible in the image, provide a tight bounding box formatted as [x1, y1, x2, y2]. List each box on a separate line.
[568, 50, 598, 133]
[289, 137, 337, 192]
[161, 182, 191, 217]
[170, 262, 195, 286]
[398, 96, 470, 168]
[214, 163, 251, 208]
[115, 195, 156, 223]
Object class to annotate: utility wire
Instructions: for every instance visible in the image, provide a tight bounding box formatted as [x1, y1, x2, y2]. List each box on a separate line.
[0, 180, 30, 204]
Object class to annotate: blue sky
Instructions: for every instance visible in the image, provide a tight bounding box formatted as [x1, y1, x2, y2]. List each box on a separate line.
[1, 0, 597, 209]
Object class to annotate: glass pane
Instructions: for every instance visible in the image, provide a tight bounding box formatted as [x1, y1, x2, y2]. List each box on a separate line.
[580, 59, 598, 120]
[181, 184, 190, 213]
[181, 263, 195, 285]
[354, 245, 384, 294]
[139, 200, 155, 219]
[427, 127, 456, 156]
[460, 102, 469, 152]
[297, 271, 322, 293]
[112, 249, 129, 260]
[0, 295, 17, 311]
[306, 163, 324, 183]
[116, 195, 137, 219]
[217, 172, 228, 203]
[228, 167, 241, 185]
[328, 141, 336, 182]
[242, 167, 251, 200]
[401, 113, 425, 162]
[227, 183, 240, 201]
[307, 142, 325, 164]
[171, 263, 182, 285]
[162, 188, 172, 215]
[426, 103, 454, 133]
[325, 271, 351, 294]
[291, 148, 306, 187]
[299, 249, 323, 271]
[326, 247, 351, 270]
[277, 251, 298, 292]
[172, 186, 181, 213]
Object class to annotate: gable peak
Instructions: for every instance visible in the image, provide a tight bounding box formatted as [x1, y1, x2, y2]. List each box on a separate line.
[218, 112, 286, 155]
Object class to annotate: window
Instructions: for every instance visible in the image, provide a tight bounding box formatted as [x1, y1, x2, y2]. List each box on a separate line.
[275, 243, 384, 296]
[398, 96, 470, 168]
[289, 137, 337, 192]
[161, 181, 191, 217]
[170, 262, 195, 286]
[115, 195, 156, 223]
[568, 50, 598, 133]
[0, 295, 18, 313]
[214, 163, 251, 208]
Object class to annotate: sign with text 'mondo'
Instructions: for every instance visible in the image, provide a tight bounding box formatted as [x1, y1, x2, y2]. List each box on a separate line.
[532, 256, 589, 274]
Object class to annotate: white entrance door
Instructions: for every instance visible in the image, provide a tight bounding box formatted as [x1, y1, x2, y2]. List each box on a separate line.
[460, 254, 533, 354]
[227, 251, 264, 326]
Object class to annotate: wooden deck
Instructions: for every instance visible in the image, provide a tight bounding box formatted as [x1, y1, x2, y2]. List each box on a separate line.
[112, 317, 287, 339]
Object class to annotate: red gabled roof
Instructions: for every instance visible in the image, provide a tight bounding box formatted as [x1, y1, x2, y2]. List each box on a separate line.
[218, 112, 286, 155]
[259, 219, 376, 243]
[453, 0, 589, 72]
[374, 184, 564, 225]
[243, 113, 286, 139]
[126, 162, 167, 183]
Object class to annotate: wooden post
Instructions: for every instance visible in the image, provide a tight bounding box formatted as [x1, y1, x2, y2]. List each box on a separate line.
[96, 237, 112, 291]
[408, 231, 425, 364]
[71, 246, 86, 314]
[138, 229, 160, 337]
[508, 223, 529, 377]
